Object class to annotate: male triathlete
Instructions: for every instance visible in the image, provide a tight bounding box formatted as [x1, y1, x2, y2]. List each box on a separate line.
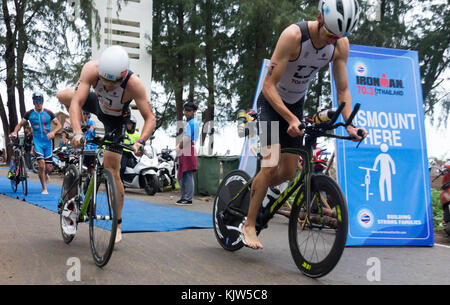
[242, 0, 367, 249]
[56, 45, 156, 244]
[11, 92, 62, 194]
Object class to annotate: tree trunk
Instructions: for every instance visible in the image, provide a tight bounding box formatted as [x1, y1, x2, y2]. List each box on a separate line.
[0, 93, 11, 161]
[16, 27, 28, 118]
[2, 0, 19, 132]
[175, 2, 185, 140]
[201, 0, 215, 155]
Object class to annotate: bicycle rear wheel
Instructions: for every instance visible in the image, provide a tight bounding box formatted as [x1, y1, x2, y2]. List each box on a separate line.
[9, 158, 18, 193]
[89, 168, 118, 267]
[213, 170, 251, 251]
[60, 164, 79, 244]
[288, 174, 348, 278]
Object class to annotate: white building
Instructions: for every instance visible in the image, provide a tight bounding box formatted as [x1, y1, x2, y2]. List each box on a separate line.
[91, 0, 153, 132]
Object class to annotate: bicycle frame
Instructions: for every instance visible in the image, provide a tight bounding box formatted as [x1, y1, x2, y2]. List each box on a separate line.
[60, 147, 101, 222]
[78, 151, 98, 222]
[225, 101, 361, 233]
[225, 143, 316, 233]
[61, 124, 131, 222]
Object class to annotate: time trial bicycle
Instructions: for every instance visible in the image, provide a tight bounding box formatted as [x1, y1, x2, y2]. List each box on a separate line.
[58, 126, 134, 267]
[8, 136, 28, 196]
[213, 102, 363, 278]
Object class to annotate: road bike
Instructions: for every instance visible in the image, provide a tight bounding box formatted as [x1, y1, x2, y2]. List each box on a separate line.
[213, 102, 363, 278]
[58, 127, 133, 267]
[8, 137, 28, 196]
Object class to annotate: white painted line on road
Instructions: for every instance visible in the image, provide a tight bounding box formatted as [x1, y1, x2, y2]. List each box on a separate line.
[435, 243, 450, 249]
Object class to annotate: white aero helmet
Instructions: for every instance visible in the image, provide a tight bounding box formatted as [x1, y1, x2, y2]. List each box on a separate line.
[318, 0, 360, 37]
[98, 45, 130, 82]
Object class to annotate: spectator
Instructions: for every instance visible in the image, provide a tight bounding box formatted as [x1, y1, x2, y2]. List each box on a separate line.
[82, 111, 97, 172]
[176, 102, 200, 205]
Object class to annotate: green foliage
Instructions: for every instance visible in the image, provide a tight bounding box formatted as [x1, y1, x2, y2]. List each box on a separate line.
[351, 0, 449, 125]
[226, 0, 310, 117]
[149, 0, 449, 127]
[431, 188, 444, 231]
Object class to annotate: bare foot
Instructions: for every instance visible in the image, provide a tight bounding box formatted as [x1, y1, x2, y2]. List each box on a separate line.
[115, 226, 122, 244]
[41, 189, 48, 195]
[242, 223, 264, 249]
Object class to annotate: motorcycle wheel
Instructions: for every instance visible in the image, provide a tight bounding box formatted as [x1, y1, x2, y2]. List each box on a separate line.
[144, 175, 159, 196]
[158, 176, 165, 193]
[32, 159, 39, 174]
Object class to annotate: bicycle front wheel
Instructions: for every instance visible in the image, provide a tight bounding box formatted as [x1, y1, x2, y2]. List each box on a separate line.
[20, 156, 27, 196]
[60, 164, 79, 244]
[288, 174, 348, 278]
[89, 168, 118, 268]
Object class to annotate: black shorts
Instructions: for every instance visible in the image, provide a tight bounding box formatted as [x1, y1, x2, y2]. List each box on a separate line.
[82, 92, 130, 154]
[257, 92, 304, 149]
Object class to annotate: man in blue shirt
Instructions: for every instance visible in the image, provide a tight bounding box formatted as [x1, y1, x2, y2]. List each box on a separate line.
[82, 111, 97, 171]
[176, 102, 200, 205]
[11, 92, 62, 194]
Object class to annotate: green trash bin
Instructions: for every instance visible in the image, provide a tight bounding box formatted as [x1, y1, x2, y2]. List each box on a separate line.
[218, 156, 241, 182]
[195, 155, 221, 196]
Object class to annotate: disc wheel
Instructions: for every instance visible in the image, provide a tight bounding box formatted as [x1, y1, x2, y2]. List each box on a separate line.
[213, 170, 251, 251]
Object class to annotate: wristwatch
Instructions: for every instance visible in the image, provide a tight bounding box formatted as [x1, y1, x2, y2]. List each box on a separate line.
[137, 139, 145, 146]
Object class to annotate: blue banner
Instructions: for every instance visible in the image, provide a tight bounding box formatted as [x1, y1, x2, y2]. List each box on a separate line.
[332, 44, 434, 246]
[239, 59, 270, 177]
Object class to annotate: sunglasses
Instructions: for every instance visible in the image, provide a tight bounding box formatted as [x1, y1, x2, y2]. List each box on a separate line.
[99, 76, 124, 87]
[323, 25, 342, 40]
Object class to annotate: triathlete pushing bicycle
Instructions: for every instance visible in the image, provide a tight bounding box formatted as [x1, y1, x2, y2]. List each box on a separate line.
[243, 0, 367, 249]
[10, 92, 62, 195]
[57, 45, 156, 244]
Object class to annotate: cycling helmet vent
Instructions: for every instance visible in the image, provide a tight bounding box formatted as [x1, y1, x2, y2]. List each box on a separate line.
[318, 0, 360, 37]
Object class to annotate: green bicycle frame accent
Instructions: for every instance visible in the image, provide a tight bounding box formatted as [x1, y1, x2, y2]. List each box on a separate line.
[79, 171, 97, 221]
[225, 145, 315, 230]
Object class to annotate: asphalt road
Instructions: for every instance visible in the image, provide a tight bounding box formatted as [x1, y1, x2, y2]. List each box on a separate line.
[0, 170, 449, 286]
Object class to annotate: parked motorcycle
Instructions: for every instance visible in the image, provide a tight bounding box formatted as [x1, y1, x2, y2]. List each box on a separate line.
[52, 145, 72, 173]
[430, 160, 450, 236]
[31, 151, 66, 174]
[158, 147, 177, 192]
[122, 139, 160, 195]
[299, 148, 331, 173]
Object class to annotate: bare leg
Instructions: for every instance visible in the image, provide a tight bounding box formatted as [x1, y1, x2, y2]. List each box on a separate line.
[45, 162, 52, 183]
[103, 150, 125, 244]
[243, 148, 298, 249]
[56, 88, 75, 111]
[38, 159, 48, 194]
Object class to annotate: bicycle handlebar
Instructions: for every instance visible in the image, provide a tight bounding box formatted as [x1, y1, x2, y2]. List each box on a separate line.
[78, 135, 143, 153]
[299, 102, 365, 143]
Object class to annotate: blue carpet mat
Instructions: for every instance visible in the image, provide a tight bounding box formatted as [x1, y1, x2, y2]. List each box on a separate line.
[0, 176, 213, 233]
